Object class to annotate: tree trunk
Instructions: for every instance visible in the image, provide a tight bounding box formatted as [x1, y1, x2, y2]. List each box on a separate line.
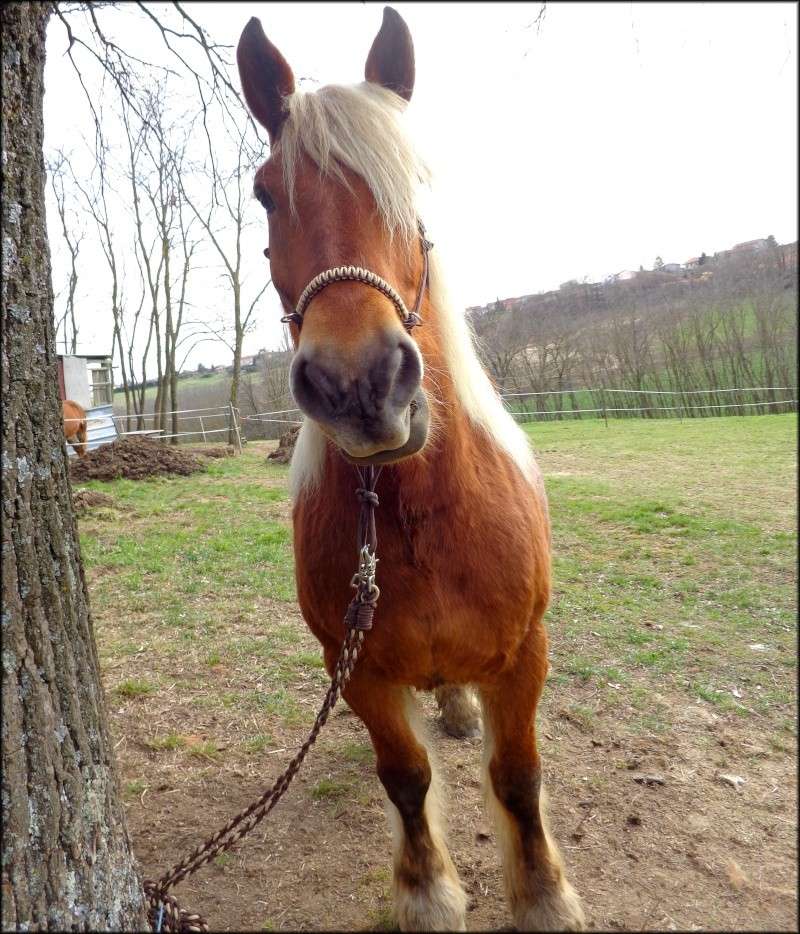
[229, 285, 242, 445]
[1, 4, 148, 929]
[113, 317, 134, 433]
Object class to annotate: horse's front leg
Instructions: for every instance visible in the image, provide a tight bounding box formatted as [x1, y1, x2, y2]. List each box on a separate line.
[76, 420, 88, 458]
[478, 622, 585, 931]
[329, 653, 467, 931]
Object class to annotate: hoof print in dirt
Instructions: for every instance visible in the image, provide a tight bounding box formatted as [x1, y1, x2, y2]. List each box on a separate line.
[632, 773, 666, 787]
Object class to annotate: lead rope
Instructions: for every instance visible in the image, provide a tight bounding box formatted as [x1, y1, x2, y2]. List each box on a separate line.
[144, 466, 383, 932]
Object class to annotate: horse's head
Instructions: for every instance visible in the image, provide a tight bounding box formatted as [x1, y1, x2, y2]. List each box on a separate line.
[237, 8, 430, 465]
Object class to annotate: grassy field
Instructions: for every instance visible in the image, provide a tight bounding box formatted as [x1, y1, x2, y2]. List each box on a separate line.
[75, 413, 797, 931]
[113, 370, 230, 407]
[524, 415, 796, 730]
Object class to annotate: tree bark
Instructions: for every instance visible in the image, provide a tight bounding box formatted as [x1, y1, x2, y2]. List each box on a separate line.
[1, 4, 148, 929]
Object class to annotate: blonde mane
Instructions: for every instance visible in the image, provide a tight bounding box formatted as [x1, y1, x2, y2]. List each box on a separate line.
[278, 82, 428, 245]
[286, 82, 538, 498]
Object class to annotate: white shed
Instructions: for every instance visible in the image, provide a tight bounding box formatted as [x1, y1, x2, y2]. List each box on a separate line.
[57, 354, 118, 455]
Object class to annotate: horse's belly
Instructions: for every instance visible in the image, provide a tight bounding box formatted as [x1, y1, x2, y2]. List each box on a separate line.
[376, 594, 538, 686]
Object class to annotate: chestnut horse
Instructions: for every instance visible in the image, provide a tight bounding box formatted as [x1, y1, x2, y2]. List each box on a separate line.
[237, 8, 584, 931]
[62, 399, 88, 458]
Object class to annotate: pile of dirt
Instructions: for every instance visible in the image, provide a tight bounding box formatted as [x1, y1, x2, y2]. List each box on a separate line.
[191, 445, 235, 459]
[69, 436, 208, 482]
[72, 490, 114, 515]
[268, 426, 300, 464]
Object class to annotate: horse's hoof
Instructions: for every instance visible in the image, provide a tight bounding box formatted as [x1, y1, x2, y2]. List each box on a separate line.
[440, 714, 481, 739]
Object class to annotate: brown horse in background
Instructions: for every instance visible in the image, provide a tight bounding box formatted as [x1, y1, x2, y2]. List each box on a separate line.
[62, 400, 88, 458]
[237, 8, 584, 931]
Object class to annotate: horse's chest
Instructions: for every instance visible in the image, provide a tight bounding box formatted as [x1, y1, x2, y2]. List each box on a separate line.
[294, 497, 544, 681]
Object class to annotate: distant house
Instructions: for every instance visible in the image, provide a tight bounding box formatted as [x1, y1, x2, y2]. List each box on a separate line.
[240, 354, 257, 369]
[57, 353, 118, 455]
[732, 238, 769, 254]
[661, 263, 682, 274]
[614, 270, 638, 281]
[685, 257, 702, 268]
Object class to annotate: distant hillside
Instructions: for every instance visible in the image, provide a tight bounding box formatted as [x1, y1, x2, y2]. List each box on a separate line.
[467, 237, 797, 326]
[467, 237, 797, 405]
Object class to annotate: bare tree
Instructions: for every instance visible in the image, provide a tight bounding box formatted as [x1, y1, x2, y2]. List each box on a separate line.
[51, 1, 269, 440]
[120, 92, 167, 430]
[135, 83, 204, 440]
[171, 116, 270, 441]
[63, 129, 141, 430]
[47, 151, 84, 353]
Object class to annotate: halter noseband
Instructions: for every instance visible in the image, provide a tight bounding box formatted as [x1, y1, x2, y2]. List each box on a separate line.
[280, 222, 433, 334]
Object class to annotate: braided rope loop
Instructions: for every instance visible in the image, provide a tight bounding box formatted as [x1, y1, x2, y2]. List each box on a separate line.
[295, 265, 410, 326]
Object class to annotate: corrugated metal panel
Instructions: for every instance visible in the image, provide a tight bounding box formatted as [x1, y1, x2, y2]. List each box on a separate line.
[66, 403, 118, 457]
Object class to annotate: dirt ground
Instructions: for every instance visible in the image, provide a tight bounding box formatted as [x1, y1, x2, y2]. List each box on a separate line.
[81, 424, 797, 932]
[108, 597, 797, 932]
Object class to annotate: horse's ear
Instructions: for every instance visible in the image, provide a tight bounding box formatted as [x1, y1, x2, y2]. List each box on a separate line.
[365, 7, 415, 102]
[237, 17, 295, 142]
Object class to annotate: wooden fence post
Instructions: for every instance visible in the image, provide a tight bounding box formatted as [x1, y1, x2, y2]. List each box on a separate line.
[230, 403, 244, 454]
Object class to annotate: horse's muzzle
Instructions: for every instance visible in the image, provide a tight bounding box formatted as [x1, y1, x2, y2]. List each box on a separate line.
[340, 389, 429, 465]
[290, 329, 428, 463]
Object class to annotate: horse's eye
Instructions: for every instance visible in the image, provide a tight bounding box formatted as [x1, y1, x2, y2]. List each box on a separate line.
[255, 188, 275, 214]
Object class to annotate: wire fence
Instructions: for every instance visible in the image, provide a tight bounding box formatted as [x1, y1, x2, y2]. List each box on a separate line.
[501, 386, 797, 422]
[231, 385, 796, 437]
[239, 407, 303, 427]
[111, 404, 244, 452]
[109, 385, 796, 453]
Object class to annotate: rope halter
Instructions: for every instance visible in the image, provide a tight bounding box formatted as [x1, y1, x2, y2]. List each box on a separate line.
[281, 222, 433, 333]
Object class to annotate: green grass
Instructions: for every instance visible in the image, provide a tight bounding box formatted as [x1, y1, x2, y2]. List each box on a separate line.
[114, 371, 230, 406]
[187, 740, 221, 761]
[146, 732, 187, 751]
[524, 414, 797, 728]
[115, 678, 156, 698]
[124, 779, 147, 798]
[367, 906, 396, 931]
[79, 457, 294, 632]
[241, 734, 273, 755]
[341, 741, 375, 765]
[79, 417, 796, 757]
[311, 777, 355, 801]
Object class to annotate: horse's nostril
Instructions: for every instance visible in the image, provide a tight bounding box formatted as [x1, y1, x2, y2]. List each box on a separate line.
[390, 335, 423, 409]
[292, 355, 343, 418]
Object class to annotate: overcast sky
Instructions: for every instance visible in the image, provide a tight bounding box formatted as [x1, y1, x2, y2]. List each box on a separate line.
[43, 2, 798, 369]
